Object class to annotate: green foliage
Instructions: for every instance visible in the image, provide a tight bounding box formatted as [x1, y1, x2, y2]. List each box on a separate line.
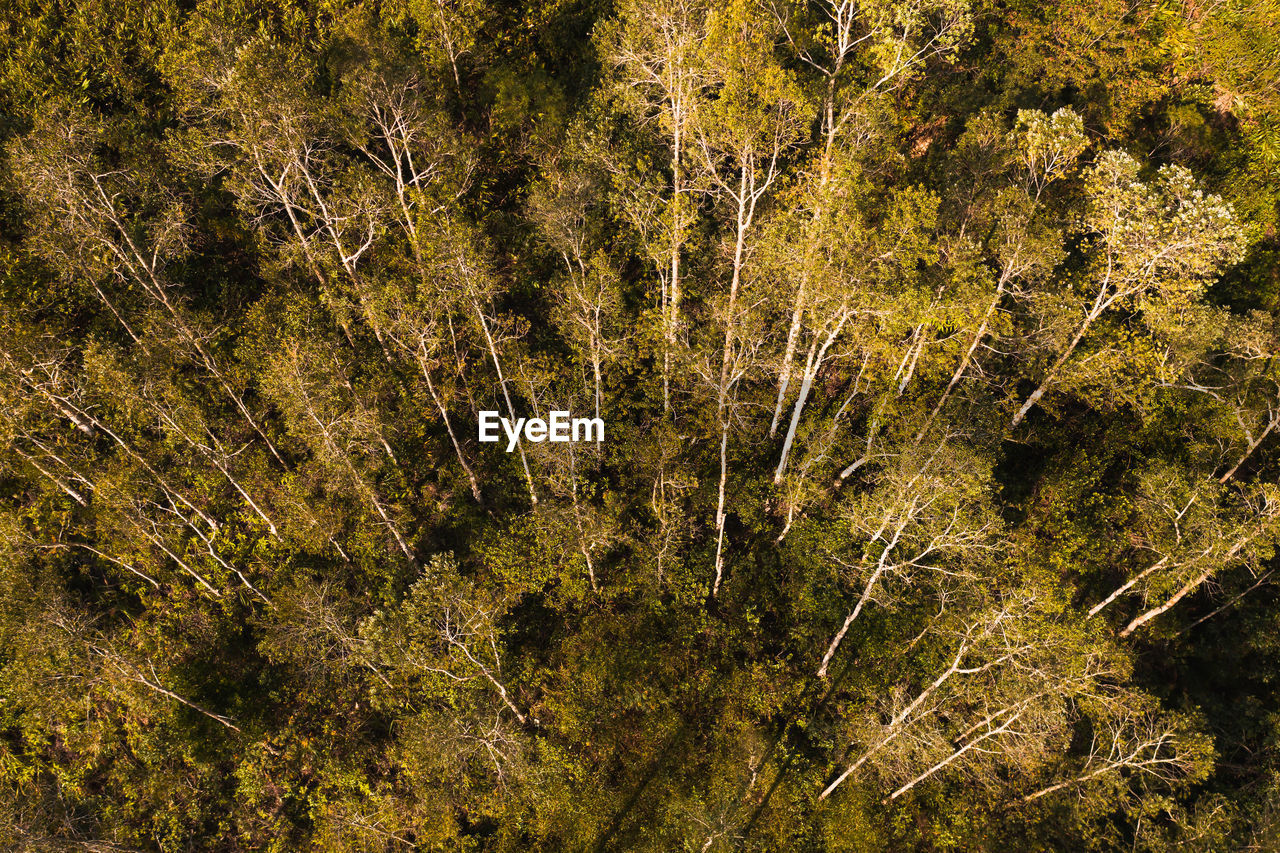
[1, 0, 1280, 850]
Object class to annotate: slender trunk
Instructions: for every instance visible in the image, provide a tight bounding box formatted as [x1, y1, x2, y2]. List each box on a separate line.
[838, 416, 881, 481]
[1218, 416, 1278, 484]
[447, 634, 528, 725]
[254, 153, 329, 287]
[1011, 318, 1093, 426]
[152, 410, 282, 540]
[711, 172, 751, 596]
[913, 281, 1005, 446]
[90, 281, 143, 345]
[183, 518, 273, 606]
[1011, 283, 1114, 427]
[712, 426, 729, 597]
[103, 656, 241, 732]
[771, 294, 806, 437]
[211, 456, 280, 538]
[421, 358, 483, 503]
[772, 74, 841, 436]
[568, 445, 598, 592]
[817, 521, 904, 676]
[12, 446, 87, 505]
[24, 436, 92, 490]
[1089, 495, 1201, 617]
[137, 524, 221, 596]
[298, 166, 393, 361]
[473, 302, 537, 505]
[1023, 757, 1146, 803]
[592, 342, 603, 423]
[433, 0, 464, 98]
[666, 120, 683, 414]
[816, 569, 880, 677]
[51, 394, 218, 531]
[301, 396, 418, 566]
[395, 184, 483, 506]
[42, 542, 159, 588]
[886, 707, 1025, 801]
[98, 172, 287, 467]
[1087, 556, 1170, 618]
[1178, 569, 1275, 635]
[820, 625, 991, 799]
[1120, 533, 1255, 636]
[775, 311, 848, 482]
[814, 507, 906, 676]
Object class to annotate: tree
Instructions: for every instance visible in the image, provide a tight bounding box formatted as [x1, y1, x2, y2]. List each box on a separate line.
[1010, 151, 1246, 427]
[599, 0, 713, 412]
[816, 440, 1000, 677]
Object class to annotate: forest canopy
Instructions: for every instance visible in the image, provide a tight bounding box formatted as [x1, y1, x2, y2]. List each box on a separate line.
[2, 0, 1280, 850]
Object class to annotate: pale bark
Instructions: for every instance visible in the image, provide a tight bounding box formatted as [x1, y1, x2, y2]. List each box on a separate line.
[440, 602, 528, 725]
[820, 610, 1024, 799]
[886, 705, 1025, 801]
[276, 346, 418, 565]
[132, 517, 222, 596]
[817, 511, 906, 677]
[567, 443, 599, 592]
[86, 171, 287, 466]
[1217, 413, 1279, 484]
[774, 309, 848, 482]
[149, 404, 282, 540]
[1021, 718, 1188, 803]
[99, 652, 241, 732]
[420, 353, 483, 503]
[770, 294, 806, 436]
[38, 541, 160, 589]
[12, 445, 87, 505]
[473, 301, 537, 506]
[1120, 524, 1267, 636]
[611, 5, 702, 411]
[712, 428, 729, 597]
[912, 277, 1007, 446]
[1011, 279, 1114, 427]
[1177, 569, 1274, 635]
[48, 391, 219, 532]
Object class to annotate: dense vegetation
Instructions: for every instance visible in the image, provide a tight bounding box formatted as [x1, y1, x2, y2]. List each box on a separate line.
[1, 0, 1279, 849]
